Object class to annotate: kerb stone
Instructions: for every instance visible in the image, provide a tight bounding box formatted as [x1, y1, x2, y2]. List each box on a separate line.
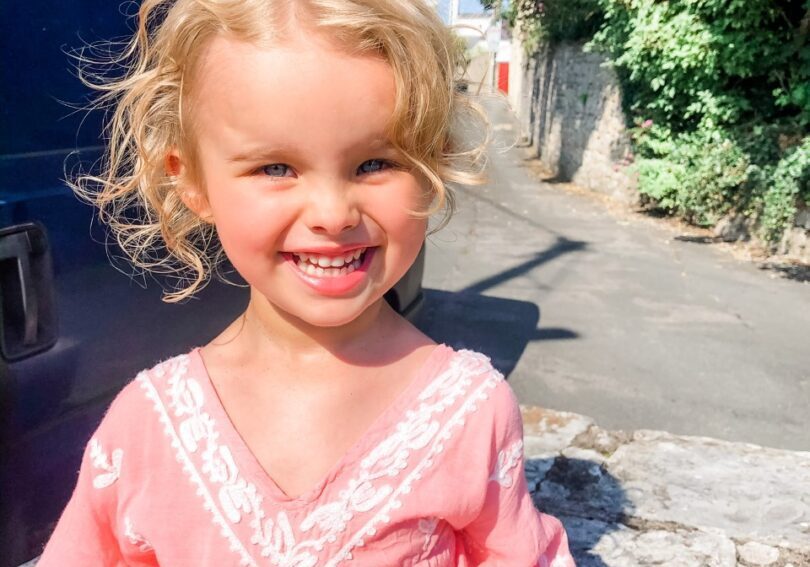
[605, 430, 810, 547]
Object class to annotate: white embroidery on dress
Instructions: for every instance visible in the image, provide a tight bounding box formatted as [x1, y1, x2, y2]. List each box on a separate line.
[140, 350, 501, 567]
[138, 358, 259, 567]
[326, 354, 501, 567]
[488, 440, 524, 488]
[124, 517, 154, 552]
[418, 517, 438, 552]
[89, 438, 122, 489]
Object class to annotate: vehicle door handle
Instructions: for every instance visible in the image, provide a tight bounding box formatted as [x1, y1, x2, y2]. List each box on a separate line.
[0, 223, 58, 361]
[0, 232, 38, 345]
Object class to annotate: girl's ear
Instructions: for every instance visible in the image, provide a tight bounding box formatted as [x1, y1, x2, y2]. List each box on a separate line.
[166, 149, 214, 222]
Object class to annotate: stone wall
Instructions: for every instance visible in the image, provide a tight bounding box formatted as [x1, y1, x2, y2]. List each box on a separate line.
[512, 41, 636, 203]
[779, 205, 810, 260]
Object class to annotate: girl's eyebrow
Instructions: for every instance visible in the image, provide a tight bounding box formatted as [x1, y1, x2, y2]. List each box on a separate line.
[227, 148, 288, 163]
[227, 138, 396, 163]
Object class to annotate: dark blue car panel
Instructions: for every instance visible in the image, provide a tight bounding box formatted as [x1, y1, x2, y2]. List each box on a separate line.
[0, 151, 249, 565]
[0, 3, 249, 564]
[0, 177, 250, 563]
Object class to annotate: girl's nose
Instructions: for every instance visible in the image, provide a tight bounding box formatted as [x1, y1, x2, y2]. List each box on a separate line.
[303, 180, 361, 235]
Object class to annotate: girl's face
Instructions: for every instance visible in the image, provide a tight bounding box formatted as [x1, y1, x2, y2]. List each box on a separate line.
[182, 34, 428, 328]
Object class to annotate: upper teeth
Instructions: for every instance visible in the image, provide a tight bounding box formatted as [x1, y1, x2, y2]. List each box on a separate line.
[294, 248, 365, 268]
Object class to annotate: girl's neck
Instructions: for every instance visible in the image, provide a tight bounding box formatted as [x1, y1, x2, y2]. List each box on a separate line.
[238, 289, 402, 363]
[203, 289, 435, 389]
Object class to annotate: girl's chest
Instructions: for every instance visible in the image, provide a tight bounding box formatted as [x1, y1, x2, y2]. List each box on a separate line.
[228, 392, 389, 502]
[212, 365, 419, 501]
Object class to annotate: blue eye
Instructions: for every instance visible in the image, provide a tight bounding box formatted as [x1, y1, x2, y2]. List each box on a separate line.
[261, 164, 292, 177]
[358, 159, 389, 175]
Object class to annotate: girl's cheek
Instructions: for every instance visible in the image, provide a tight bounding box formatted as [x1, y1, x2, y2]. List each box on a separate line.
[211, 189, 294, 251]
[367, 176, 427, 216]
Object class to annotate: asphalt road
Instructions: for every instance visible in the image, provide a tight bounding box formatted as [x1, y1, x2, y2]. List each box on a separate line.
[415, 97, 810, 451]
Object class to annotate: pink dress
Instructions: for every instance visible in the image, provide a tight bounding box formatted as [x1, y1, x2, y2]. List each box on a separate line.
[40, 345, 573, 566]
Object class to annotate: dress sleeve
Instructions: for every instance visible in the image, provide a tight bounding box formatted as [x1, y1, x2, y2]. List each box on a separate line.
[461, 381, 574, 567]
[37, 415, 126, 565]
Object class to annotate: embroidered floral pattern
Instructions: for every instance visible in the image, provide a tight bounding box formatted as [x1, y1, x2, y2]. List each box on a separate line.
[488, 440, 524, 488]
[140, 350, 502, 567]
[89, 438, 122, 489]
[124, 517, 154, 552]
[326, 354, 500, 567]
[138, 358, 259, 567]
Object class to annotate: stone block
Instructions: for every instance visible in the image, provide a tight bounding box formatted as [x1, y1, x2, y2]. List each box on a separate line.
[520, 406, 594, 456]
[560, 516, 737, 567]
[606, 430, 810, 546]
[737, 541, 780, 566]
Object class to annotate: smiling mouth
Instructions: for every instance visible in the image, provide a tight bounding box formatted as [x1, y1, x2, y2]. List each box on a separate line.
[290, 248, 369, 277]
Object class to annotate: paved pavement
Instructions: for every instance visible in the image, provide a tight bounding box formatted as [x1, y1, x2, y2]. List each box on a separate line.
[415, 96, 810, 452]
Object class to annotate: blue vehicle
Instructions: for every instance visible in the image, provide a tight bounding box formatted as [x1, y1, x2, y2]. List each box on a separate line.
[0, 3, 423, 564]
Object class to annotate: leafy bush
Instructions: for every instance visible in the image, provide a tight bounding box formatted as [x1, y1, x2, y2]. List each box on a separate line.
[634, 128, 750, 226]
[633, 124, 809, 238]
[507, 0, 602, 53]
[591, 0, 809, 131]
[760, 137, 810, 241]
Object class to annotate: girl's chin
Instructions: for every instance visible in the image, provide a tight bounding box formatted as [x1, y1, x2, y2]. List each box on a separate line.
[296, 306, 384, 331]
[251, 289, 384, 330]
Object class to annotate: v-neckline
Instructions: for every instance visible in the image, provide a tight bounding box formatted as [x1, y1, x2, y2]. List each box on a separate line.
[190, 344, 451, 508]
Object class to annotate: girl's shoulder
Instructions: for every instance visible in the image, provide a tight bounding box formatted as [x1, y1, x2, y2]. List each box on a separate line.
[430, 344, 502, 381]
[433, 345, 513, 398]
[419, 345, 522, 436]
[91, 349, 202, 444]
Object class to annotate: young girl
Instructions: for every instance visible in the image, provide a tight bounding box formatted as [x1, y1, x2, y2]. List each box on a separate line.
[40, 0, 572, 565]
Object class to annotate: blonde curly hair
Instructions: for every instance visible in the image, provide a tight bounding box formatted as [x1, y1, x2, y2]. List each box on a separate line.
[72, 0, 488, 302]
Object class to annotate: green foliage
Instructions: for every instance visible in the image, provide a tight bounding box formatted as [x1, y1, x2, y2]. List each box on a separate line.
[590, 0, 807, 130]
[510, 0, 602, 52]
[633, 124, 809, 238]
[634, 158, 685, 212]
[634, 128, 750, 226]
[513, 0, 810, 243]
[760, 137, 810, 241]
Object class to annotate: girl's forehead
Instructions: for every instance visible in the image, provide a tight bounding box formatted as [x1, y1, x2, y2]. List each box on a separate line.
[190, 35, 397, 154]
[197, 34, 391, 92]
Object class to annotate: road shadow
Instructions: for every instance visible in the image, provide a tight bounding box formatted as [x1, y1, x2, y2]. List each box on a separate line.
[757, 261, 810, 283]
[415, 289, 579, 377]
[415, 220, 585, 377]
[674, 235, 810, 283]
[527, 457, 632, 566]
[415, 289, 538, 376]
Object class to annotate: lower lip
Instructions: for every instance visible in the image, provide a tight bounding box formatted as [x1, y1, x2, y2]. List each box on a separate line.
[283, 248, 376, 296]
